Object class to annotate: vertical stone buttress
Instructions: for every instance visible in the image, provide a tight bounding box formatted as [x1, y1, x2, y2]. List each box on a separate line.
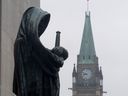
[0, 0, 40, 96]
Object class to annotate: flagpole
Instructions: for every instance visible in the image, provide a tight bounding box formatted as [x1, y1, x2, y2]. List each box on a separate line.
[87, 0, 90, 15]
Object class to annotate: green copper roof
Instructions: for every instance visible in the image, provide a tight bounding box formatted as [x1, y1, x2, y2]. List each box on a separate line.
[78, 12, 97, 64]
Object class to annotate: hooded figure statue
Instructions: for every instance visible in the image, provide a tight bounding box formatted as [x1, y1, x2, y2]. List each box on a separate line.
[13, 7, 68, 96]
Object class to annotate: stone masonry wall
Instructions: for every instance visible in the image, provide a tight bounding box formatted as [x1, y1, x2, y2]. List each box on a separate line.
[0, 0, 40, 96]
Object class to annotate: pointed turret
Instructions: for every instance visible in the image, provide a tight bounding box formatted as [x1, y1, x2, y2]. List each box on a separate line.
[72, 64, 77, 88]
[99, 67, 103, 87]
[99, 67, 103, 79]
[72, 64, 77, 77]
[77, 12, 97, 64]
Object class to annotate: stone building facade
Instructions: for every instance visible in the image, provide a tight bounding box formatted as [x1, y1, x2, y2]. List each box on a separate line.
[0, 0, 39, 96]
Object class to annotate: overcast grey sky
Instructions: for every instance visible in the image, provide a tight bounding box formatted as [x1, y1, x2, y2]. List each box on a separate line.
[41, 0, 128, 96]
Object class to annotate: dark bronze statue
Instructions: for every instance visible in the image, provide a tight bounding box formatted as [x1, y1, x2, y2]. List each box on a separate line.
[13, 7, 68, 96]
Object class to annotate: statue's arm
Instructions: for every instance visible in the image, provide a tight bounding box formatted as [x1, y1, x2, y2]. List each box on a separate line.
[30, 36, 62, 76]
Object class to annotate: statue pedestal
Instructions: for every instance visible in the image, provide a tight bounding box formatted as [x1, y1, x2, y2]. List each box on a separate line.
[0, 86, 16, 96]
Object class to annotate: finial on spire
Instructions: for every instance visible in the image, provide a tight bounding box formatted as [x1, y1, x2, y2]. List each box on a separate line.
[87, 0, 90, 15]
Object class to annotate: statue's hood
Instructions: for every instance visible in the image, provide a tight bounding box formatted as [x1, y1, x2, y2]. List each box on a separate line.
[17, 7, 50, 39]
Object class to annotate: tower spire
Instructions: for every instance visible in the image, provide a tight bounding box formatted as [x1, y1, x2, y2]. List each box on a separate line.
[77, 0, 97, 64]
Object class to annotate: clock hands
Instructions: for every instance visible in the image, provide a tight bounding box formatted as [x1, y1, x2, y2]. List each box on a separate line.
[82, 69, 92, 80]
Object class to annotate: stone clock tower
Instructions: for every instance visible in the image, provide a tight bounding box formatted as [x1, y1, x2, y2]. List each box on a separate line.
[72, 6, 103, 96]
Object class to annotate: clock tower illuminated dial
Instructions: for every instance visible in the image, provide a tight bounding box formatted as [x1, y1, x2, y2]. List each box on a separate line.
[81, 69, 92, 80]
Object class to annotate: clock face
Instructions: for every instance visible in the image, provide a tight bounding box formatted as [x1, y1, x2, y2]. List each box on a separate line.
[81, 69, 92, 80]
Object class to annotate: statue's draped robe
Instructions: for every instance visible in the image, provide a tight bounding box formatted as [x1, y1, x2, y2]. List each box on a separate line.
[13, 7, 63, 96]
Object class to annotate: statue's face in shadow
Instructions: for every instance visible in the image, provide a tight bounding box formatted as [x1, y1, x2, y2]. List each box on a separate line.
[38, 14, 50, 37]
